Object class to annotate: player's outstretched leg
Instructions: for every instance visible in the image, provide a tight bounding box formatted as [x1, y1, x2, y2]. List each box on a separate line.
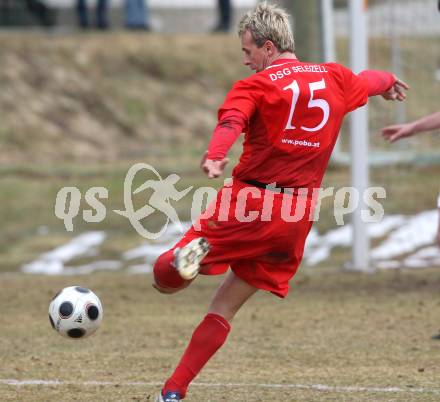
[153, 237, 210, 294]
[155, 271, 258, 400]
[153, 248, 188, 294]
[174, 237, 210, 280]
[155, 391, 181, 402]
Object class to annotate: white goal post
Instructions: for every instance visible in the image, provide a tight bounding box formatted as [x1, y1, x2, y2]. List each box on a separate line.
[348, 0, 371, 271]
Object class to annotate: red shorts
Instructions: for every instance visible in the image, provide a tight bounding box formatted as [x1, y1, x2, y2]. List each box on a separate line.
[173, 179, 314, 298]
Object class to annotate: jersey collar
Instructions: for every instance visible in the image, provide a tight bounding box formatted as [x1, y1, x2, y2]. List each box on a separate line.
[266, 58, 299, 70]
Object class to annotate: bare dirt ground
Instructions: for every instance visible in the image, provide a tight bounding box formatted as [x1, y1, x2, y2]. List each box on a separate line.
[1, 268, 440, 401]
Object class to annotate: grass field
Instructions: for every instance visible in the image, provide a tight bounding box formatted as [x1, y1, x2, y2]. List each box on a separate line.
[1, 268, 440, 401]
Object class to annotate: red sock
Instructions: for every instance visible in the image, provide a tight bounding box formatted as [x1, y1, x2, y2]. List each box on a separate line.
[153, 249, 186, 289]
[163, 313, 231, 398]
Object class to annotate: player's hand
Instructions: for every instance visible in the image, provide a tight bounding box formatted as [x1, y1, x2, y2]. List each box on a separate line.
[381, 122, 415, 142]
[381, 77, 409, 102]
[200, 151, 229, 178]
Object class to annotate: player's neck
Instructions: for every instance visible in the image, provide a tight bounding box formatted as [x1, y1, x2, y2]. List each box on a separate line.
[273, 52, 297, 62]
[261, 52, 298, 71]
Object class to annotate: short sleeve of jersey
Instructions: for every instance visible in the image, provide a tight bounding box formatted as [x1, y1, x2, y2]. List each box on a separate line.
[337, 64, 369, 113]
[218, 79, 260, 121]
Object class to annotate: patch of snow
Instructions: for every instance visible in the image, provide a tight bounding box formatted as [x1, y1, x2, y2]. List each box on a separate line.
[22, 232, 106, 274]
[371, 211, 437, 260]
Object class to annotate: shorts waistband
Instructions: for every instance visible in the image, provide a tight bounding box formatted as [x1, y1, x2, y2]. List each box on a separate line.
[242, 179, 296, 195]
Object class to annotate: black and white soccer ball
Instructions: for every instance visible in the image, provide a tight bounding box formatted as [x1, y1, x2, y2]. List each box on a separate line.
[48, 286, 103, 339]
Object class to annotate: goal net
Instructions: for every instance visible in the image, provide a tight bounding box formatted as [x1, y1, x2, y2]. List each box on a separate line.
[333, 0, 440, 165]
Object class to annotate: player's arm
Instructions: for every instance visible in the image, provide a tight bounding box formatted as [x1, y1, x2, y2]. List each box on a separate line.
[381, 111, 440, 142]
[358, 70, 409, 101]
[201, 109, 247, 178]
[339, 65, 408, 114]
[202, 78, 258, 179]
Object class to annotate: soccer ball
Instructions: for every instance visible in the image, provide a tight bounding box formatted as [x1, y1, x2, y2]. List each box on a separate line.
[48, 286, 103, 339]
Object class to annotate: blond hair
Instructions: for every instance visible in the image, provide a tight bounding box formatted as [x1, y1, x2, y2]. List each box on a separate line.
[238, 2, 295, 53]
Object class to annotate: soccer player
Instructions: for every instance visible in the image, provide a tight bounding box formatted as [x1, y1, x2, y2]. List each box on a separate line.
[153, 3, 409, 401]
[381, 111, 440, 248]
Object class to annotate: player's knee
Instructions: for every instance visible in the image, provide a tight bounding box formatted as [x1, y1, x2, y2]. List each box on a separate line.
[152, 282, 182, 294]
[153, 249, 190, 293]
[153, 250, 179, 284]
[152, 279, 191, 294]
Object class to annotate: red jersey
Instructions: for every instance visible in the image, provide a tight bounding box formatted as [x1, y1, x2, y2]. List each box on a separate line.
[218, 59, 369, 189]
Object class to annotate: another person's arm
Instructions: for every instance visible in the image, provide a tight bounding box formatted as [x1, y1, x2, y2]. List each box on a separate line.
[381, 111, 440, 143]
